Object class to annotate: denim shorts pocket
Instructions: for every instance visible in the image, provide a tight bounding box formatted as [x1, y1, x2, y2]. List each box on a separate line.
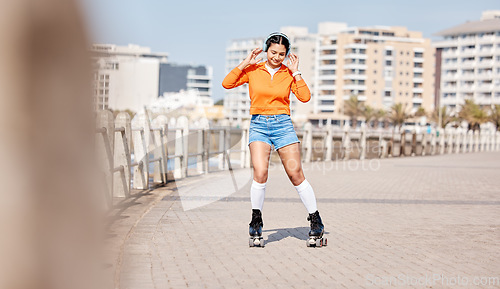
[276, 114, 291, 123]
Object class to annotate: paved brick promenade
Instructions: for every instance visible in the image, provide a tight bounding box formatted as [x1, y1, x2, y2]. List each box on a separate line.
[106, 152, 500, 289]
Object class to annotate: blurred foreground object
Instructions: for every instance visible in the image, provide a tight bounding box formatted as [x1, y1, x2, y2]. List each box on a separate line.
[0, 0, 103, 288]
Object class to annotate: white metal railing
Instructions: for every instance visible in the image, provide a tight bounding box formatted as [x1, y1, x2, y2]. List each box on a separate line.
[297, 123, 500, 162]
[97, 110, 500, 208]
[96, 110, 250, 209]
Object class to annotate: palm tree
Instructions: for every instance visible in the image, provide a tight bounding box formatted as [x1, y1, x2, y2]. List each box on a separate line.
[490, 104, 500, 131]
[361, 105, 376, 128]
[373, 109, 387, 128]
[458, 100, 489, 131]
[389, 103, 410, 131]
[414, 107, 427, 118]
[430, 106, 455, 129]
[344, 95, 365, 129]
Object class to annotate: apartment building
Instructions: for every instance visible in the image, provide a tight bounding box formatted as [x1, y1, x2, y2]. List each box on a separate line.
[313, 22, 435, 126]
[223, 27, 316, 125]
[434, 10, 500, 113]
[92, 44, 213, 113]
[92, 44, 167, 112]
[159, 63, 213, 99]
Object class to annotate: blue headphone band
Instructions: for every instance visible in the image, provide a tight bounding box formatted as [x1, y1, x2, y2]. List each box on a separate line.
[262, 32, 291, 56]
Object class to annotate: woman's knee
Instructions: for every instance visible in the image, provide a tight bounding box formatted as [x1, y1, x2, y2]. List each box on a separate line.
[288, 170, 305, 186]
[253, 169, 268, 183]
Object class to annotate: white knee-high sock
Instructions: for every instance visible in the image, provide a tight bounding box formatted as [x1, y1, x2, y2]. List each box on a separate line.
[251, 180, 266, 210]
[295, 179, 318, 213]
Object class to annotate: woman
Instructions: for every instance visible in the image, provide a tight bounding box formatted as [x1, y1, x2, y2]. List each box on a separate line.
[222, 32, 325, 247]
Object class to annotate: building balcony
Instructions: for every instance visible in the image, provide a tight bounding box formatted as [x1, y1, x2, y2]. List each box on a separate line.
[188, 83, 211, 88]
[477, 60, 494, 68]
[413, 58, 424, 63]
[476, 84, 494, 92]
[413, 67, 424, 73]
[460, 61, 477, 68]
[460, 73, 476, 80]
[477, 49, 494, 56]
[441, 98, 458, 105]
[477, 36, 496, 44]
[457, 38, 476, 45]
[317, 95, 336, 100]
[318, 74, 337, 80]
[412, 97, 423, 104]
[319, 45, 338, 50]
[343, 94, 367, 101]
[412, 88, 424, 93]
[188, 74, 211, 80]
[476, 72, 493, 80]
[458, 49, 477, 57]
[344, 63, 367, 70]
[413, 77, 424, 83]
[343, 84, 367, 90]
[343, 53, 367, 59]
[342, 74, 367, 80]
[440, 87, 458, 94]
[442, 50, 458, 57]
[318, 54, 337, 61]
[458, 85, 475, 92]
[345, 43, 367, 49]
[318, 85, 337, 90]
[442, 62, 458, 69]
[318, 65, 337, 70]
[317, 104, 336, 110]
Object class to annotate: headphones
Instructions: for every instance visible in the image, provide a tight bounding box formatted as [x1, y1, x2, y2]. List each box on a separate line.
[262, 32, 291, 57]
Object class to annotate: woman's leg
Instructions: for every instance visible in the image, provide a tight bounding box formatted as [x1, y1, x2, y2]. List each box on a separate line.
[276, 142, 304, 186]
[277, 143, 317, 213]
[249, 141, 272, 210]
[278, 143, 324, 239]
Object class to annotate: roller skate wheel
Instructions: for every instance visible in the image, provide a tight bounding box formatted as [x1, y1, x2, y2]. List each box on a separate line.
[249, 238, 254, 247]
[324, 238, 328, 246]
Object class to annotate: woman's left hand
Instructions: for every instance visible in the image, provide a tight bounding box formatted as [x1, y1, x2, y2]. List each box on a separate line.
[287, 52, 299, 73]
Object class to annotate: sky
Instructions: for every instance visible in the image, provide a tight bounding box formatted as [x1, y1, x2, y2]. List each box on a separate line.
[78, 0, 499, 102]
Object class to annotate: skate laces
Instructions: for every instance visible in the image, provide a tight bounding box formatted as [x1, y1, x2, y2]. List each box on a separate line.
[249, 210, 263, 227]
[308, 212, 321, 230]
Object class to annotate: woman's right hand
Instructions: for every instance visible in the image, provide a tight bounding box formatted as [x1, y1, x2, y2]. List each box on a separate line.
[238, 48, 262, 70]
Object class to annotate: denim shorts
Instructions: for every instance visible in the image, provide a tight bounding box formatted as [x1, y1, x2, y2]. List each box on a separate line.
[248, 114, 300, 151]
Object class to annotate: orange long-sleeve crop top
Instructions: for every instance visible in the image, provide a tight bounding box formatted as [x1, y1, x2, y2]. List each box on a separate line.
[222, 62, 311, 115]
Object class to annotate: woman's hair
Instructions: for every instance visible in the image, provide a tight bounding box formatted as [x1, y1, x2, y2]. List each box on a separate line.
[265, 34, 290, 55]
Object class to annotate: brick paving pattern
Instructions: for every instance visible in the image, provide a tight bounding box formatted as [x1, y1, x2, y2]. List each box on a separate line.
[107, 152, 500, 289]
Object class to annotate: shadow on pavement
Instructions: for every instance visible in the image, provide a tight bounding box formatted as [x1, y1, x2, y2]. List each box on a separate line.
[263, 227, 330, 244]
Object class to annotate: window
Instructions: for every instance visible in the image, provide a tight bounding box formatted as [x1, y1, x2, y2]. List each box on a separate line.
[385, 60, 392, 66]
[385, 91, 391, 97]
[385, 50, 392, 56]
